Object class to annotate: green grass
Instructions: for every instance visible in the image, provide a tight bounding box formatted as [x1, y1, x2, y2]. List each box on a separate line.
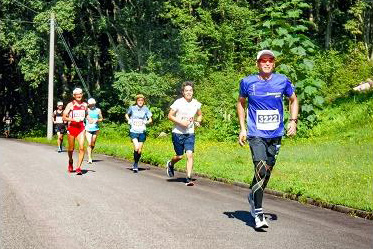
[24, 94, 373, 212]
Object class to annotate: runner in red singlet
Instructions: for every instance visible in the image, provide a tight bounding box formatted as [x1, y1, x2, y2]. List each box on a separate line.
[63, 88, 88, 175]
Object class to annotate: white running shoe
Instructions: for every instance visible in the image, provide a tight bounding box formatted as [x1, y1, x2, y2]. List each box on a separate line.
[254, 213, 269, 229]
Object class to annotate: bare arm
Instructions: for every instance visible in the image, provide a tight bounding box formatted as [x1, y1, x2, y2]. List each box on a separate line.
[287, 93, 299, 136]
[52, 111, 56, 124]
[168, 109, 190, 128]
[62, 103, 73, 122]
[237, 97, 247, 146]
[125, 113, 130, 124]
[194, 109, 202, 127]
[98, 109, 104, 122]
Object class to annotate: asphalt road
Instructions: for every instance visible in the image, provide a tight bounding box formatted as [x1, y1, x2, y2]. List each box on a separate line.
[0, 138, 372, 249]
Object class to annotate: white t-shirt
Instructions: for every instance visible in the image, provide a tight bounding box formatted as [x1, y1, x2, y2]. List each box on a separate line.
[170, 98, 201, 134]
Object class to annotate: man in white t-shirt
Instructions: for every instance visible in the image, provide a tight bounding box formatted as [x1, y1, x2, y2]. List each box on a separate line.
[166, 81, 202, 186]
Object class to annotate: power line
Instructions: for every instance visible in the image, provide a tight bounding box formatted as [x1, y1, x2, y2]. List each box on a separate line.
[12, 0, 39, 14]
[55, 21, 92, 98]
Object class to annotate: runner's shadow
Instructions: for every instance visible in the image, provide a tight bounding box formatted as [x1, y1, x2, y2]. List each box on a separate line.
[223, 211, 277, 232]
[92, 159, 103, 162]
[125, 167, 148, 171]
[81, 169, 96, 175]
[166, 177, 195, 183]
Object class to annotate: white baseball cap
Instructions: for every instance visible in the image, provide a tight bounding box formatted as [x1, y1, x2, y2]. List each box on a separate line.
[57, 101, 63, 106]
[88, 98, 96, 105]
[256, 50, 275, 60]
[73, 88, 83, 95]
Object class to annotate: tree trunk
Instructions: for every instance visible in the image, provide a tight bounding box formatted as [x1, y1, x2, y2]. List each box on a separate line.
[325, 0, 334, 50]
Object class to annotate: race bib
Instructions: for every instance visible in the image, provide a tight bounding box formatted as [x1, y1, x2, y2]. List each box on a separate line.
[56, 116, 63, 123]
[256, 109, 280, 130]
[131, 118, 146, 132]
[73, 110, 85, 121]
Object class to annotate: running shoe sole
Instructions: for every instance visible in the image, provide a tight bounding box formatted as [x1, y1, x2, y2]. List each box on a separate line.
[185, 178, 194, 186]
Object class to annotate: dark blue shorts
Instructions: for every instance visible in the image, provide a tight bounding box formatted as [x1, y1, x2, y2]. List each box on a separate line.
[172, 133, 195, 156]
[86, 130, 99, 135]
[55, 124, 66, 134]
[130, 132, 146, 142]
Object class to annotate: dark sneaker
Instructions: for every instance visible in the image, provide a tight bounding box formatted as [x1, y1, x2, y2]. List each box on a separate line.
[76, 167, 82, 175]
[166, 160, 174, 177]
[185, 177, 194, 186]
[133, 163, 138, 173]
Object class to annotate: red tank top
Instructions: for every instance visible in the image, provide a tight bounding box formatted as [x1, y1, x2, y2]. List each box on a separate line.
[69, 101, 87, 128]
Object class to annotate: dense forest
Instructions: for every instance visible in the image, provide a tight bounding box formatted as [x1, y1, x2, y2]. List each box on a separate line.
[1, 0, 372, 139]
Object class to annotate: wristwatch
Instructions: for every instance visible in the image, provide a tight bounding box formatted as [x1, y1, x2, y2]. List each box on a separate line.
[289, 118, 298, 124]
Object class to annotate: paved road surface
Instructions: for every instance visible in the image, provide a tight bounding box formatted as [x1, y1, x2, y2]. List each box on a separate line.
[0, 139, 372, 249]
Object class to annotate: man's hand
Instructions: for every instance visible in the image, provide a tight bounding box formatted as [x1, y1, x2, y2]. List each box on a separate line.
[180, 120, 191, 128]
[287, 121, 297, 136]
[194, 121, 201, 127]
[238, 129, 247, 146]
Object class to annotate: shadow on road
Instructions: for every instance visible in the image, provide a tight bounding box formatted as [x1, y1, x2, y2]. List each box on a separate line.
[166, 177, 196, 183]
[223, 210, 277, 232]
[81, 169, 96, 175]
[125, 167, 149, 172]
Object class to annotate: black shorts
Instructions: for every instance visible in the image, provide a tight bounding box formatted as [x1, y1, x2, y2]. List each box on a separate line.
[55, 124, 66, 134]
[248, 136, 281, 167]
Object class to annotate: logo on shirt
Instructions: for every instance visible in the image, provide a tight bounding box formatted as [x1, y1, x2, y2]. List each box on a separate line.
[266, 92, 282, 98]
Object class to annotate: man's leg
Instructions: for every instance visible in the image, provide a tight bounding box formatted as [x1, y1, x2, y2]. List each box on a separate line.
[67, 134, 75, 172]
[76, 131, 86, 174]
[184, 134, 195, 185]
[132, 138, 140, 171]
[166, 133, 184, 177]
[86, 131, 93, 163]
[185, 151, 193, 178]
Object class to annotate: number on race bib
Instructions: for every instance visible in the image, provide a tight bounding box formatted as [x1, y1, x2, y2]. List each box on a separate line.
[256, 110, 280, 130]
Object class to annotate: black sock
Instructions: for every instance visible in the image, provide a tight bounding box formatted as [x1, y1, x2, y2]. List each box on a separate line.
[134, 151, 141, 163]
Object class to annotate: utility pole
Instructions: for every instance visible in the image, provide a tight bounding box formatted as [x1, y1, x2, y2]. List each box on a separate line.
[47, 13, 55, 140]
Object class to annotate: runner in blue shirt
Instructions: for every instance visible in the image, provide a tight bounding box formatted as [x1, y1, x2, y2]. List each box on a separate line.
[85, 98, 103, 164]
[237, 50, 299, 229]
[125, 94, 152, 173]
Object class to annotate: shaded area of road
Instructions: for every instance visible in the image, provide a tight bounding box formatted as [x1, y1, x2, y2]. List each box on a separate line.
[0, 139, 372, 249]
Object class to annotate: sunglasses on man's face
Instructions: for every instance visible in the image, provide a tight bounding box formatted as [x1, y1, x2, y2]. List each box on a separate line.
[258, 58, 275, 64]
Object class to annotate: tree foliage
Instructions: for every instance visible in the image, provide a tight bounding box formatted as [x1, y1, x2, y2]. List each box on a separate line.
[0, 0, 372, 138]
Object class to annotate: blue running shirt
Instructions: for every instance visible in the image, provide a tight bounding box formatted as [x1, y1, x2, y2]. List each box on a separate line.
[239, 73, 295, 138]
[127, 105, 152, 133]
[85, 108, 100, 131]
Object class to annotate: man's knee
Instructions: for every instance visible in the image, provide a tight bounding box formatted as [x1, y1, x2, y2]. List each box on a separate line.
[254, 160, 267, 178]
[186, 151, 193, 159]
